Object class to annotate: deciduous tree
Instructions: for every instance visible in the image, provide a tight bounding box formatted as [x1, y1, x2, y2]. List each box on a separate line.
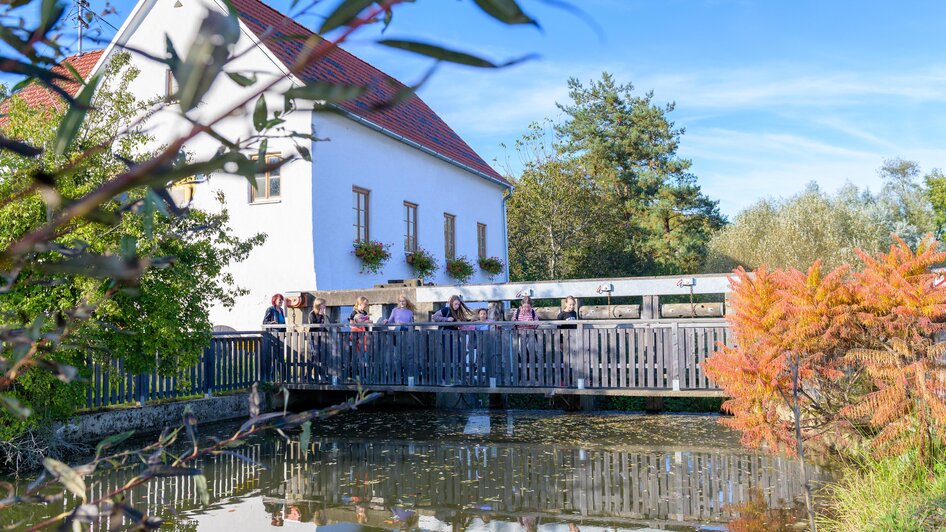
[0, 55, 263, 439]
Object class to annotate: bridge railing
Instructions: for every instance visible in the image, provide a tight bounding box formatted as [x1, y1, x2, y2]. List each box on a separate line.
[83, 332, 263, 410]
[82, 320, 729, 409]
[265, 319, 729, 393]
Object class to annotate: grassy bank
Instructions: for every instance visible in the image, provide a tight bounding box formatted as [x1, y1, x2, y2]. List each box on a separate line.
[822, 451, 946, 531]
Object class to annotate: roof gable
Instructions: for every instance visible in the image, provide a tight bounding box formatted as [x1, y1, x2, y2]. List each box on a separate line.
[229, 0, 507, 186]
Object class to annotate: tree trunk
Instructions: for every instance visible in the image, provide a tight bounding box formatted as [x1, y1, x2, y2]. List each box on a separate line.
[792, 358, 818, 531]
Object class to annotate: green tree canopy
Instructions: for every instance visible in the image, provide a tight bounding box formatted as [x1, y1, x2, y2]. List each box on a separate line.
[505, 122, 618, 280]
[0, 54, 263, 437]
[703, 163, 938, 272]
[556, 73, 725, 274]
[506, 72, 723, 280]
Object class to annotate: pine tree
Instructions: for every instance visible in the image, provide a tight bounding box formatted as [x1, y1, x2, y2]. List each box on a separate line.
[555, 72, 724, 275]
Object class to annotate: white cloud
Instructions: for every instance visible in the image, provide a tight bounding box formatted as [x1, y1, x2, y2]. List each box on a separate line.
[373, 53, 946, 215]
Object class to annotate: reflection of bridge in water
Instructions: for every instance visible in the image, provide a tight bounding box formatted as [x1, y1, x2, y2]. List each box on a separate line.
[263, 438, 823, 529]
[11, 415, 829, 531]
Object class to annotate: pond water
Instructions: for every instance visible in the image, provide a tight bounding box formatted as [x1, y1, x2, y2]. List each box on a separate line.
[3, 410, 830, 531]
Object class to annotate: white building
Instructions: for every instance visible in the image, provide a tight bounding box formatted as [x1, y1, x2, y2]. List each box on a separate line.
[88, 0, 511, 329]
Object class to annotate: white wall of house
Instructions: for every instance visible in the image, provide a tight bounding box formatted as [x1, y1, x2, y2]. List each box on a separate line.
[98, 0, 317, 330]
[310, 112, 509, 291]
[94, 0, 509, 330]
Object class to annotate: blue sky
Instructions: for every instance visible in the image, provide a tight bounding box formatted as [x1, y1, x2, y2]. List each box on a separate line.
[41, 0, 946, 215]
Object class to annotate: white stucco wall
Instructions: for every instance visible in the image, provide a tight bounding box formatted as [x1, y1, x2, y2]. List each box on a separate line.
[96, 0, 509, 328]
[98, 0, 316, 330]
[310, 112, 509, 290]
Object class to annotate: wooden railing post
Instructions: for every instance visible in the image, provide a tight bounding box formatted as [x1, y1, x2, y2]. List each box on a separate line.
[137, 372, 149, 406]
[576, 322, 587, 389]
[204, 344, 215, 397]
[261, 330, 272, 383]
[670, 322, 680, 391]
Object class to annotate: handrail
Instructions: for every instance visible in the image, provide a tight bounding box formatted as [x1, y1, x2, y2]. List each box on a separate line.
[261, 318, 730, 330]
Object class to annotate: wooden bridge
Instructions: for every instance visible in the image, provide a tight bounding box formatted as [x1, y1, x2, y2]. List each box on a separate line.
[84, 273, 742, 408]
[83, 319, 729, 409]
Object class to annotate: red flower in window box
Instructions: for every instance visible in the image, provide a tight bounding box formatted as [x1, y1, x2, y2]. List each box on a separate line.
[352, 240, 391, 274]
[446, 256, 474, 284]
[406, 247, 438, 281]
[478, 256, 504, 279]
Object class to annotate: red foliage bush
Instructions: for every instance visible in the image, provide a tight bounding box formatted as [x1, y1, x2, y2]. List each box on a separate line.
[704, 236, 946, 458]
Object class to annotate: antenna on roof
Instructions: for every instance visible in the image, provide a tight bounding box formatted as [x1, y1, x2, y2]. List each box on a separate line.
[75, 0, 90, 54]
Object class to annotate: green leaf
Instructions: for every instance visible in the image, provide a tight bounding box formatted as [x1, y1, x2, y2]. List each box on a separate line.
[195, 474, 210, 505]
[226, 71, 256, 87]
[54, 73, 100, 156]
[95, 430, 134, 458]
[119, 236, 137, 261]
[253, 95, 267, 132]
[175, 11, 240, 111]
[296, 145, 311, 162]
[39, 0, 67, 34]
[320, 0, 375, 33]
[285, 82, 366, 103]
[299, 421, 311, 457]
[43, 458, 86, 502]
[0, 395, 31, 419]
[377, 39, 535, 68]
[473, 0, 537, 26]
[257, 138, 268, 163]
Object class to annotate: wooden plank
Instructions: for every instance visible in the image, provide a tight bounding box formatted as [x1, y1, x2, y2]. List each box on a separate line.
[657, 327, 668, 388]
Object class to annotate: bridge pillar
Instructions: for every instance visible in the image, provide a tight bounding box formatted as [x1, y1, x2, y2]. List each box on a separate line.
[645, 396, 665, 412]
[488, 393, 507, 410]
[579, 395, 600, 410]
[436, 393, 481, 409]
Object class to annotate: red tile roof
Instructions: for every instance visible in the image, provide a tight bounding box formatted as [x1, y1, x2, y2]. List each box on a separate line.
[229, 0, 508, 185]
[0, 50, 103, 126]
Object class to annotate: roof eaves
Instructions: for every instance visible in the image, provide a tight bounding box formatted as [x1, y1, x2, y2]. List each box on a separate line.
[334, 106, 511, 189]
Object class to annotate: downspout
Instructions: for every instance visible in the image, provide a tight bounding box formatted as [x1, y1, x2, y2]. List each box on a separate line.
[502, 188, 512, 283]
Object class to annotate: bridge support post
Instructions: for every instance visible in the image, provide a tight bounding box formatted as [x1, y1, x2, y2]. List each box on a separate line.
[436, 393, 480, 409]
[579, 395, 600, 410]
[488, 393, 506, 410]
[645, 396, 664, 412]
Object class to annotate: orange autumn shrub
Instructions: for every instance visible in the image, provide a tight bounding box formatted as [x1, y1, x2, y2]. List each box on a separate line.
[704, 236, 946, 458]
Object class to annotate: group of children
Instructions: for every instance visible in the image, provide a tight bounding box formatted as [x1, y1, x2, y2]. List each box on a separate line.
[264, 293, 581, 329]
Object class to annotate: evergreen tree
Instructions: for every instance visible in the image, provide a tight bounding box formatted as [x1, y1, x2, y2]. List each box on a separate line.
[555, 72, 725, 274]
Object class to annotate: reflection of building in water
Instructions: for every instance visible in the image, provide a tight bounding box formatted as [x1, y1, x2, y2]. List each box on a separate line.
[17, 426, 827, 530]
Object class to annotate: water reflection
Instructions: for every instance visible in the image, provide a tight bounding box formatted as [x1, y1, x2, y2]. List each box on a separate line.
[3, 412, 829, 531]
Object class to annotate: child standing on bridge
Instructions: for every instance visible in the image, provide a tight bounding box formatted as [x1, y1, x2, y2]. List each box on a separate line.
[513, 296, 539, 330]
[309, 297, 330, 325]
[432, 295, 471, 330]
[383, 294, 415, 331]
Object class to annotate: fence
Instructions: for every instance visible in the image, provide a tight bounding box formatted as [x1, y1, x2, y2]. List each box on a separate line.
[84, 332, 263, 409]
[83, 320, 730, 409]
